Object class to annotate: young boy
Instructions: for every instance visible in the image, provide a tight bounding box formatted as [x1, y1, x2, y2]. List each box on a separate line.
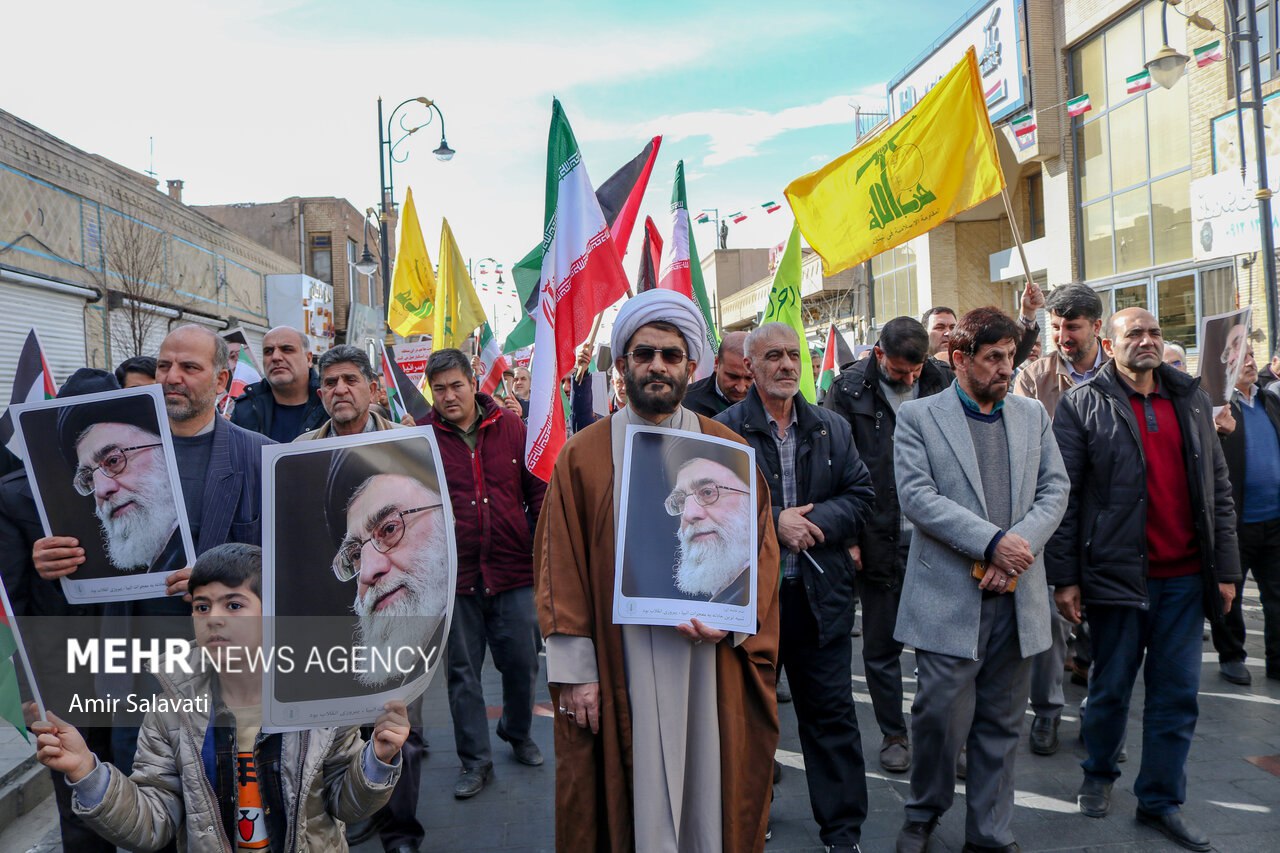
[33, 542, 409, 852]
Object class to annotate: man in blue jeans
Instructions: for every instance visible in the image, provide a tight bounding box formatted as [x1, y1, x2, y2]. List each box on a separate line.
[1048, 308, 1240, 852]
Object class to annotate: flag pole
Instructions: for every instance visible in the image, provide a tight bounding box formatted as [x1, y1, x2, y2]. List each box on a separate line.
[574, 287, 633, 381]
[998, 183, 1033, 286]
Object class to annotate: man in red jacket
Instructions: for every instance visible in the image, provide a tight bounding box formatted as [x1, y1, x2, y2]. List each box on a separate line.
[420, 348, 548, 799]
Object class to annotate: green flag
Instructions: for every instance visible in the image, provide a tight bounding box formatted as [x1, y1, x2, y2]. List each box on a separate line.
[763, 223, 815, 403]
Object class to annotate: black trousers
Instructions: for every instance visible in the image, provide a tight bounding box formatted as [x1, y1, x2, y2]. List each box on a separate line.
[1211, 517, 1280, 672]
[779, 578, 868, 846]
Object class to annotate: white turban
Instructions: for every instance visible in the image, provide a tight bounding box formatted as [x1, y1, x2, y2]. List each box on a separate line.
[609, 289, 710, 368]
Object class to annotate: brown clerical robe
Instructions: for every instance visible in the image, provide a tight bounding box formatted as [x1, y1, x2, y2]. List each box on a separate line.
[534, 411, 780, 852]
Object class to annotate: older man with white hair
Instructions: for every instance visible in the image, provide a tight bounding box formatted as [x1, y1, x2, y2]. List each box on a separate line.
[535, 289, 781, 852]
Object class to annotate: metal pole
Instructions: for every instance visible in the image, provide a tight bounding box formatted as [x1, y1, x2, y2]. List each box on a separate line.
[377, 97, 392, 318]
[1245, 0, 1280, 350]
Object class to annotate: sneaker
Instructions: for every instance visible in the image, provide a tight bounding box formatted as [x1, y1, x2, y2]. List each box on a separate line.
[453, 764, 493, 799]
[879, 735, 911, 773]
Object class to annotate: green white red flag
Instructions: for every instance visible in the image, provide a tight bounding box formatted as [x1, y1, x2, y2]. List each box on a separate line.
[658, 160, 721, 379]
[476, 322, 510, 396]
[525, 100, 632, 481]
[380, 343, 431, 423]
[1066, 94, 1091, 117]
[0, 329, 56, 457]
[1194, 41, 1223, 67]
[1011, 114, 1037, 137]
[818, 324, 839, 395]
[1126, 70, 1151, 93]
[0, 578, 39, 738]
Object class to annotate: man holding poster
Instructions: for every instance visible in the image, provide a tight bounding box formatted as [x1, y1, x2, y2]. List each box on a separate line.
[535, 289, 780, 852]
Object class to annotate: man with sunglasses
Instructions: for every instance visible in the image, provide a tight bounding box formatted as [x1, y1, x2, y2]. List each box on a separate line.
[419, 348, 547, 800]
[535, 289, 780, 852]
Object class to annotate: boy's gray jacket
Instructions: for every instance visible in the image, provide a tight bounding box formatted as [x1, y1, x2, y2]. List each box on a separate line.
[892, 387, 1069, 660]
[72, 650, 399, 852]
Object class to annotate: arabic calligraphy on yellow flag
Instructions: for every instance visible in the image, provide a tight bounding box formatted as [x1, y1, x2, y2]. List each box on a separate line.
[434, 218, 488, 350]
[784, 47, 1004, 277]
[387, 187, 437, 338]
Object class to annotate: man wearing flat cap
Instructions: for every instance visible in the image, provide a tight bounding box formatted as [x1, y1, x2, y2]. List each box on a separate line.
[57, 395, 186, 576]
[534, 289, 781, 852]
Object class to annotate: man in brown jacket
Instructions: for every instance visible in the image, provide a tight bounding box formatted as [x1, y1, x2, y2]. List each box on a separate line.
[535, 289, 780, 852]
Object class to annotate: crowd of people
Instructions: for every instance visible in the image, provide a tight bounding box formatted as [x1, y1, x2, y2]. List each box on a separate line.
[0, 279, 1276, 852]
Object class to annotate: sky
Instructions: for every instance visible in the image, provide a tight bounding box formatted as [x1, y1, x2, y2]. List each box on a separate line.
[6, 0, 971, 335]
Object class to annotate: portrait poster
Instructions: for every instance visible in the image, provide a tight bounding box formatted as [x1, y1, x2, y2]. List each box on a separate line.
[1197, 306, 1252, 407]
[12, 385, 196, 604]
[613, 425, 758, 634]
[262, 428, 456, 728]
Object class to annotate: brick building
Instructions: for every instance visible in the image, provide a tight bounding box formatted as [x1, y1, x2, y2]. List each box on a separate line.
[195, 197, 387, 344]
[0, 108, 298, 401]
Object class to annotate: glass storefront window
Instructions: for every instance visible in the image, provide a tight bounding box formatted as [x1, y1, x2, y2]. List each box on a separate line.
[1114, 187, 1152, 274]
[1083, 200, 1114, 279]
[1201, 266, 1236, 317]
[1110, 99, 1149, 191]
[1115, 282, 1149, 311]
[871, 245, 917, 325]
[1105, 12, 1143, 109]
[1157, 274, 1196, 346]
[1151, 171, 1191, 266]
[1073, 35, 1108, 114]
[1148, 79, 1190, 177]
[1078, 118, 1110, 203]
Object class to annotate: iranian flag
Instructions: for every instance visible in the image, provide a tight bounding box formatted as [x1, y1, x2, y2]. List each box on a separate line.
[1011, 114, 1037, 137]
[1067, 94, 1092, 117]
[731, 211, 748, 224]
[818, 324, 840, 396]
[762, 200, 782, 213]
[1195, 41, 1223, 67]
[525, 100, 632, 481]
[0, 329, 56, 457]
[1126, 70, 1151, 93]
[0, 582, 36, 738]
[658, 160, 721, 379]
[476, 322, 510, 396]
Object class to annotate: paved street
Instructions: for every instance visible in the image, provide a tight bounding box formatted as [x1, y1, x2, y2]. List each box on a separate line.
[5, 580, 1279, 852]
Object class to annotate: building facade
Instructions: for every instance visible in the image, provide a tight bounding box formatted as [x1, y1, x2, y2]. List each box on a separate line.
[0, 108, 298, 401]
[195, 196, 385, 344]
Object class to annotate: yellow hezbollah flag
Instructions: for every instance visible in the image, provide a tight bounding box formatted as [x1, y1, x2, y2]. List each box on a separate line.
[784, 47, 1004, 276]
[387, 187, 437, 338]
[433, 218, 488, 350]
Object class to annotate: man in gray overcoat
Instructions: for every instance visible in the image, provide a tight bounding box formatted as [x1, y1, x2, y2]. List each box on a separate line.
[892, 306, 1069, 853]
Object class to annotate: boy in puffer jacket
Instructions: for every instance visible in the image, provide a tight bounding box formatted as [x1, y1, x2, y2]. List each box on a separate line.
[33, 542, 409, 852]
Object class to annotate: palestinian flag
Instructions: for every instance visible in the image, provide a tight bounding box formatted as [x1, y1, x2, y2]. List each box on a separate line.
[730, 211, 748, 224]
[1067, 94, 1092, 117]
[818, 324, 840, 396]
[635, 216, 664, 294]
[1011, 114, 1037, 137]
[525, 100, 632, 481]
[476, 322, 510, 396]
[1195, 41, 1223, 67]
[658, 160, 721, 379]
[381, 343, 431, 423]
[0, 585, 33, 739]
[504, 136, 663, 354]
[762, 200, 782, 213]
[0, 329, 56, 456]
[1126, 70, 1151, 93]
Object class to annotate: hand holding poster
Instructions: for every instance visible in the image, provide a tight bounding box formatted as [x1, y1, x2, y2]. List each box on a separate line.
[262, 428, 456, 728]
[613, 426, 757, 634]
[1197, 306, 1252, 407]
[12, 385, 195, 603]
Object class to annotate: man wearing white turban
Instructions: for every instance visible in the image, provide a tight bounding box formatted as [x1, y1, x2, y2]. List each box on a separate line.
[535, 289, 781, 852]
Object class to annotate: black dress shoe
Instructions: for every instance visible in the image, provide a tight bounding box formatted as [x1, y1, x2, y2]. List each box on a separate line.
[1220, 659, 1252, 685]
[496, 722, 544, 766]
[961, 843, 1019, 853]
[1029, 716, 1059, 755]
[453, 764, 493, 799]
[895, 817, 938, 853]
[1077, 778, 1112, 818]
[1135, 809, 1211, 851]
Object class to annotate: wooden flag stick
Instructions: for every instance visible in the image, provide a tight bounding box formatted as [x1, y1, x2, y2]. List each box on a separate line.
[575, 288, 634, 381]
[999, 182, 1033, 286]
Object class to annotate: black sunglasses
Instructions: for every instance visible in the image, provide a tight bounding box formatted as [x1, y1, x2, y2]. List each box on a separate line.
[624, 346, 687, 365]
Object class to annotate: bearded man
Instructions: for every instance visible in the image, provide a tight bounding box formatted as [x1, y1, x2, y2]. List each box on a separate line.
[717, 322, 874, 851]
[535, 289, 780, 852]
[59, 402, 184, 575]
[669, 450, 753, 604]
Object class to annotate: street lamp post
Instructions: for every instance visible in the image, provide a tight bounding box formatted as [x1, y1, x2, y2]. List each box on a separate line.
[375, 95, 454, 324]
